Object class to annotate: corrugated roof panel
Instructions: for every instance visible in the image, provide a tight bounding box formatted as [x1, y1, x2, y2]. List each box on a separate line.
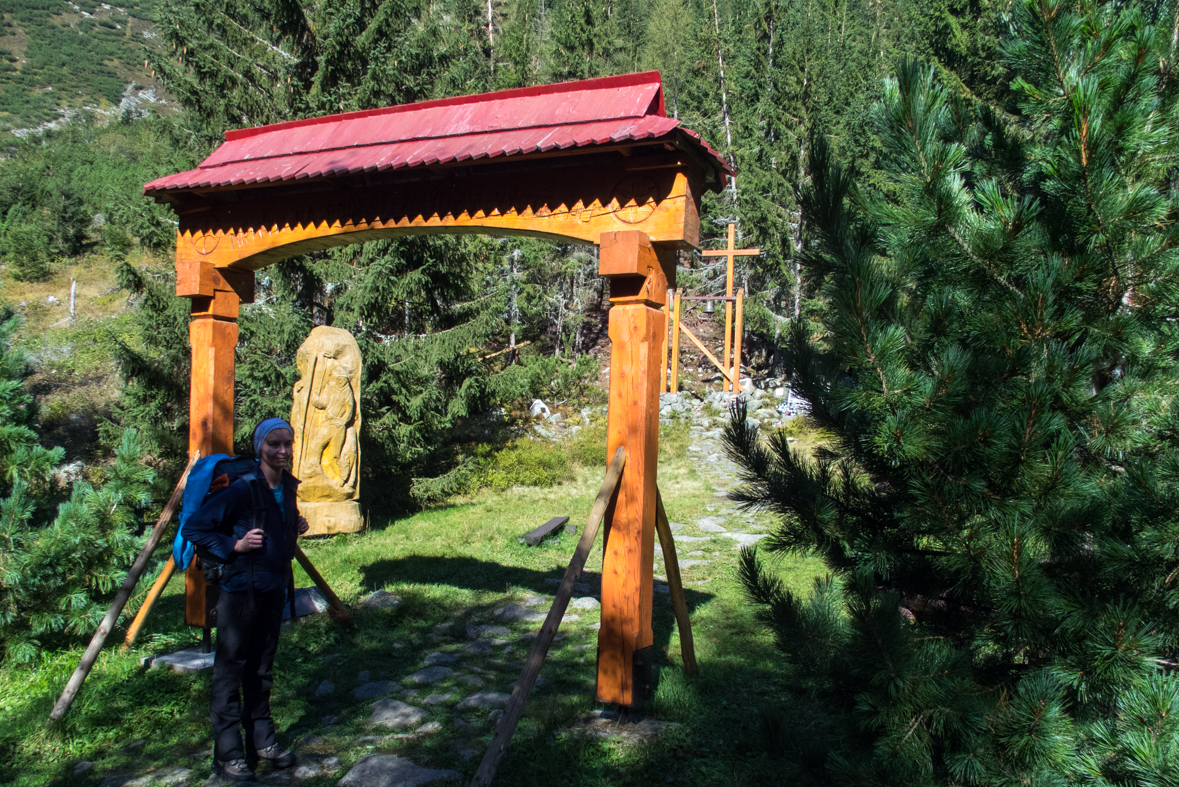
[145, 73, 729, 196]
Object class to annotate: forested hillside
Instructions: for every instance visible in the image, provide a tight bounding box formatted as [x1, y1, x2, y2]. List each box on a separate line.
[0, 0, 167, 130]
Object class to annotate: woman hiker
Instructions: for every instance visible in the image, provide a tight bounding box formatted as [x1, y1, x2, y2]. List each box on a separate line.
[184, 418, 310, 782]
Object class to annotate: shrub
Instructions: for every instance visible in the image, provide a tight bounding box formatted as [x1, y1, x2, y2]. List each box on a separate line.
[472, 437, 573, 492]
[0, 308, 155, 662]
[0, 215, 51, 282]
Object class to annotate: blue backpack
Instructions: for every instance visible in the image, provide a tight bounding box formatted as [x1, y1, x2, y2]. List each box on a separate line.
[172, 454, 265, 570]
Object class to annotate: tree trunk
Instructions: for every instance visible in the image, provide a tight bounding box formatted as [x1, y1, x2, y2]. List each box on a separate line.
[711, 0, 736, 198]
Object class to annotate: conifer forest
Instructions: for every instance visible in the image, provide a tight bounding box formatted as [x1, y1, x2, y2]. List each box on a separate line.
[2, 0, 1179, 785]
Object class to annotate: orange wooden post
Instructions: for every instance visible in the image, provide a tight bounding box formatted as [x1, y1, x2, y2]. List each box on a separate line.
[596, 230, 672, 707]
[734, 288, 744, 389]
[179, 259, 252, 627]
[670, 288, 683, 394]
[722, 223, 735, 392]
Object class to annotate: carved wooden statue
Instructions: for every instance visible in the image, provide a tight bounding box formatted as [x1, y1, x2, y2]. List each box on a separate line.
[290, 326, 362, 535]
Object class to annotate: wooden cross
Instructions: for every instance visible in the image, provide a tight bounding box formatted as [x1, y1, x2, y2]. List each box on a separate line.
[701, 223, 760, 392]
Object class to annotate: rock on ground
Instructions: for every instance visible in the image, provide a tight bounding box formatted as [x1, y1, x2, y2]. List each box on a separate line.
[315, 680, 335, 697]
[338, 755, 460, 787]
[292, 756, 341, 780]
[456, 690, 510, 710]
[493, 604, 546, 623]
[696, 517, 728, 531]
[570, 596, 600, 610]
[358, 590, 402, 610]
[405, 666, 453, 685]
[354, 681, 400, 700]
[369, 699, 428, 730]
[423, 651, 458, 666]
[463, 640, 492, 656]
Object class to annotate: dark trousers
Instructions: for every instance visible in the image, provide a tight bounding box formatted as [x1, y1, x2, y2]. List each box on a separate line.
[211, 587, 284, 761]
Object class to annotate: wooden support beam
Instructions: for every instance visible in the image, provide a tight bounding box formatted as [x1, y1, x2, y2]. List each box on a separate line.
[597, 230, 665, 708]
[734, 288, 745, 392]
[662, 289, 672, 393]
[185, 308, 239, 630]
[670, 288, 683, 394]
[521, 516, 571, 546]
[470, 447, 626, 787]
[723, 223, 734, 393]
[678, 322, 734, 385]
[49, 453, 199, 723]
[122, 556, 177, 651]
[188, 314, 239, 458]
[655, 489, 698, 677]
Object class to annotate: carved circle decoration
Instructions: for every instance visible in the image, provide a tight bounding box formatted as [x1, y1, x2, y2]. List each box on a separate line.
[610, 175, 659, 225]
[192, 231, 220, 255]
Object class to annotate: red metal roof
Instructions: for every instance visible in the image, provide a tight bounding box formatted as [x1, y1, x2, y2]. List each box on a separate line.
[145, 72, 730, 196]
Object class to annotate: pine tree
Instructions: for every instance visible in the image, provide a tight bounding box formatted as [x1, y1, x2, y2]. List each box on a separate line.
[727, 1, 1179, 783]
[0, 307, 155, 663]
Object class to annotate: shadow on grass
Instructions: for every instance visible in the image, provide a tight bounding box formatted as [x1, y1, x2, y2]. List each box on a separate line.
[361, 555, 713, 642]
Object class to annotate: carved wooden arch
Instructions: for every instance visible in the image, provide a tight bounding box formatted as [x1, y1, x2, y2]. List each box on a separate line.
[149, 73, 728, 709]
[171, 146, 702, 320]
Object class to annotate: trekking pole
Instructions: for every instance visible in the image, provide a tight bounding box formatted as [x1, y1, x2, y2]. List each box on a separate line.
[48, 452, 200, 724]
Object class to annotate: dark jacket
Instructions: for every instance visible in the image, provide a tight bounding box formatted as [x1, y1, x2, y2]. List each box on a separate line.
[184, 470, 300, 593]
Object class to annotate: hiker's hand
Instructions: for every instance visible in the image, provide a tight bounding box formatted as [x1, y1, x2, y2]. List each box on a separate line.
[297, 515, 310, 536]
[234, 528, 265, 553]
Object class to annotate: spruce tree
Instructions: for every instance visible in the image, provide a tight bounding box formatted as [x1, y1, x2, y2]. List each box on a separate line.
[728, 1, 1179, 783]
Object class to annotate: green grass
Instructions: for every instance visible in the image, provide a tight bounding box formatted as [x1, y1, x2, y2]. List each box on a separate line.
[0, 432, 828, 786]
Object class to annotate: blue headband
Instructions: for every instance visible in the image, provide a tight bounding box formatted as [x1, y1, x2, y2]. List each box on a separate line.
[253, 418, 293, 456]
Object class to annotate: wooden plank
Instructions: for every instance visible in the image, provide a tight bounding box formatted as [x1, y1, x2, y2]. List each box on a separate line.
[48, 452, 200, 723]
[522, 516, 571, 546]
[701, 248, 760, 256]
[469, 447, 626, 787]
[294, 546, 351, 624]
[734, 288, 745, 393]
[670, 288, 682, 394]
[655, 489, 698, 677]
[678, 322, 734, 385]
[122, 556, 177, 651]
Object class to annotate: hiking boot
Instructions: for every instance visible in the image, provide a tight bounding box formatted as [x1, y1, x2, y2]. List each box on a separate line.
[256, 744, 295, 769]
[213, 757, 256, 782]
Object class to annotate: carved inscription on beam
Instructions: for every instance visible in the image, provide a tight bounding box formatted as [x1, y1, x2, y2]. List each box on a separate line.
[174, 163, 700, 279]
